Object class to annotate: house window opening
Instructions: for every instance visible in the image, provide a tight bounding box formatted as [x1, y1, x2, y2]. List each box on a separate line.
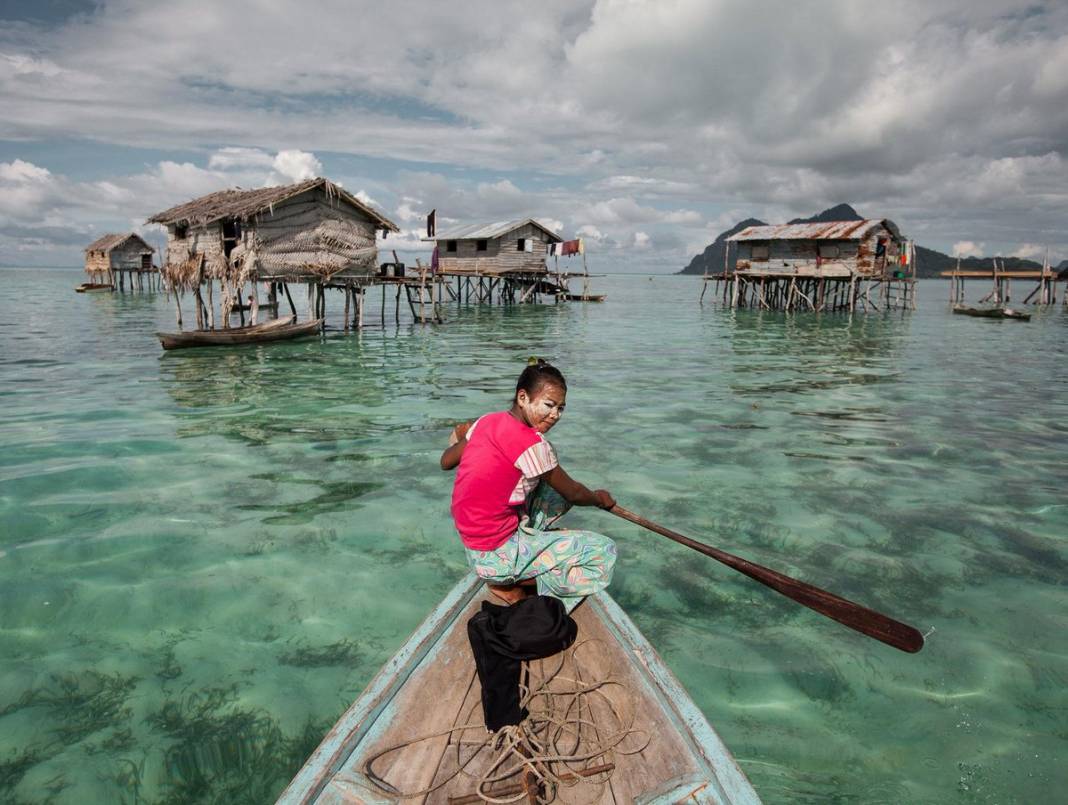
[222, 219, 242, 258]
[476, 239, 488, 252]
[446, 240, 457, 253]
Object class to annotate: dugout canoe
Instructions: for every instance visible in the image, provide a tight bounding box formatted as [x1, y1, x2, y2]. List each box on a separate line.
[278, 573, 760, 804]
[561, 293, 607, 302]
[156, 316, 322, 350]
[952, 305, 1031, 320]
[75, 282, 115, 293]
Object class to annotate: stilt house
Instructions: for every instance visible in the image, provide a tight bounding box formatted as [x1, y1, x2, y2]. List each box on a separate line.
[147, 177, 398, 330]
[431, 219, 561, 274]
[149, 177, 398, 285]
[710, 219, 915, 311]
[728, 219, 906, 277]
[84, 232, 154, 281]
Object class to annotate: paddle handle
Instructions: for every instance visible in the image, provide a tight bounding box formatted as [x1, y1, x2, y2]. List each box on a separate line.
[609, 505, 924, 654]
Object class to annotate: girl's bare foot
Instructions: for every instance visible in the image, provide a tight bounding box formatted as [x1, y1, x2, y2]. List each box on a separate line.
[486, 583, 528, 605]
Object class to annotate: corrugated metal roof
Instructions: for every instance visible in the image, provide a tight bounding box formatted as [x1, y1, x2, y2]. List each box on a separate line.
[728, 219, 900, 242]
[432, 218, 562, 242]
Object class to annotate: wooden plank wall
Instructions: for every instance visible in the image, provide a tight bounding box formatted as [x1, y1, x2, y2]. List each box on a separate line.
[437, 223, 551, 275]
[110, 242, 152, 270]
[735, 225, 901, 276]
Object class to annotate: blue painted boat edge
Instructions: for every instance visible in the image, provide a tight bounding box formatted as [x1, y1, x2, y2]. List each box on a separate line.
[276, 572, 484, 804]
[592, 592, 762, 805]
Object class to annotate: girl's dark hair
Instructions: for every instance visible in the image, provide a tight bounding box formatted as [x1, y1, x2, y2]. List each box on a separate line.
[514, 358, 566, 402]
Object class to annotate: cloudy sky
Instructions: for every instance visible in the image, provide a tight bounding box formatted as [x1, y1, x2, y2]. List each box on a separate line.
[1, 0, 1066, 270]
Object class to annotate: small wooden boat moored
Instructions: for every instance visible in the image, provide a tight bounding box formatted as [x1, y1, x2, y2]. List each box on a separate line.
[75, 282, 115, 293]
[278, 573, 760, 804]
[561, 293, 607, 303]
[156, 316, 322, 350]
[952, 305, 1031, 320]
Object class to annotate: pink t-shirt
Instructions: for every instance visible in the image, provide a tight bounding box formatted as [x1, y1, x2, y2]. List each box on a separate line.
[451, 411, 558, 551]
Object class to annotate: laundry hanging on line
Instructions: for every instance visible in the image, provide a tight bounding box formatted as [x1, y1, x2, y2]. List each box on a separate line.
[548, 238, 584, 257]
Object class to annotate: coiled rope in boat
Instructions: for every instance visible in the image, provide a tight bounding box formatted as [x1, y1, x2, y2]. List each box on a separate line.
[363, 639, 649, 803]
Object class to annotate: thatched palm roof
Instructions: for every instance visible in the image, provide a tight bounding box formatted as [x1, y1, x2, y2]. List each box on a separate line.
[85, 232, 154, 253]
[147, 177, 399, 232]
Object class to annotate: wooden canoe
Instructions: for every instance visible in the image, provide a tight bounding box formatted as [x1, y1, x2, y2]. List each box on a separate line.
[156, 316, 322, 350]
[278, 573, 760, 804]
[561, 294, 607, 303]
[75, 283, 115, 293]
[952, 305, 1031, 320]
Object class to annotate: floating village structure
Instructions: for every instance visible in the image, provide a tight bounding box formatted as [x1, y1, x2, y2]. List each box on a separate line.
[429, 218, 565, 304]
[148, 177, 402, 330]
[941, 254, 1060, 306]
[703, 219, 916, 311]
[81, 232, 158, 292]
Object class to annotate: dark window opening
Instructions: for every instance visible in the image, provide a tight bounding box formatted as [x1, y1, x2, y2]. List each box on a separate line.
[174, 224, 188, 240]
[517, 238, 526, 251]
[222, 219, 242, 258]
[476, 239, 488, 252]
[446, 240, 457, 252]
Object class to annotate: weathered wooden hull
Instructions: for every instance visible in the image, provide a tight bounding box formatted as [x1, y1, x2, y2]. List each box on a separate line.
[278, 574, 760, 804]
[75, 283, 115, 293]
[562, 293, 606, 302]
[952, 305, 1031, 320]
[157, 317, 322, 350]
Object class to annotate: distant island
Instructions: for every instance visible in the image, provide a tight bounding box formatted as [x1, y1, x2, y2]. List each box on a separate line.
[678, 203, 1054, 279]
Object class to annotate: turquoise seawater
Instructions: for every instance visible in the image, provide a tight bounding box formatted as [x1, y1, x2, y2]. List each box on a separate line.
[1, 268, 1066, 803]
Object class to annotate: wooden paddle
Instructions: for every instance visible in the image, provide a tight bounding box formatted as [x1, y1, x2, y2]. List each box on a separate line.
[609, 505, 924, 653]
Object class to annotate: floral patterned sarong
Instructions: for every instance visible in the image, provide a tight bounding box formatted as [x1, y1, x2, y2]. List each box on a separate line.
[465, 482, 617, 612]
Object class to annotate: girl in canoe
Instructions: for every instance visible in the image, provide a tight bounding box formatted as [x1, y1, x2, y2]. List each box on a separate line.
[441, 359, 617, 610]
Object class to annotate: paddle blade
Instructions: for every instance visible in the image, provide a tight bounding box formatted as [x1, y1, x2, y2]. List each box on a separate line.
[610, 506, 924, 654]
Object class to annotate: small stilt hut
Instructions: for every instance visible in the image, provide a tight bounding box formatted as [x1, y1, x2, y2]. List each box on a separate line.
[428, 219, 568, 304]
[148, 178, 399, 331]
[710, 219, 915, 311]
[83, 232, 157, 293]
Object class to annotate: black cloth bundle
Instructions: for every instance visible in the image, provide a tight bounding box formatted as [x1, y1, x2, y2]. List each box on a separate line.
[466, 594, 578, 731]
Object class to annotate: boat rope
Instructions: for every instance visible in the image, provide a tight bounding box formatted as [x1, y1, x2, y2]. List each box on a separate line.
[362, 639, 650, 803]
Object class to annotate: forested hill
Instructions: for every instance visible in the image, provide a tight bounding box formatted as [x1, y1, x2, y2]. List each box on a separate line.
[679, 204, 1046, 278]
[678, 217, 765, 277]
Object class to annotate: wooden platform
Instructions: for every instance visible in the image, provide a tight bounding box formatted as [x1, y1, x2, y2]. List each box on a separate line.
[279, 575, 759, 804]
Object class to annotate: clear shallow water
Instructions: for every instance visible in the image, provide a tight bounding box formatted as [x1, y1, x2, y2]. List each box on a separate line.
[1, 268, 1066, 803]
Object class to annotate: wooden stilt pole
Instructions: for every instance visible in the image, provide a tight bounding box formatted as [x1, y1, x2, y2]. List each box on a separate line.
[206, 279, 215, 330]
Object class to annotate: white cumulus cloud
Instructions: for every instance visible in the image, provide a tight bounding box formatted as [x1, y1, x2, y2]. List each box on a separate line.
[953, 241, 984, 258]
[269, 149, 323, 185]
